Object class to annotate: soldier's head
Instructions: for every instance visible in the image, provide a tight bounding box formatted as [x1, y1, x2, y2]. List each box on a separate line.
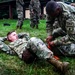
[46, 1, 63, 17]
[7, 31, 18, 42]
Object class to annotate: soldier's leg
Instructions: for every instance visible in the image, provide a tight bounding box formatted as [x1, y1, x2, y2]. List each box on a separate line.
[27, 37, 69, 74]
[19, 18, 23, 29]
[16, 10, 24, 29]
[30, 13, 33, 28]
[33, 14, 37, 28]
[27, 37, 53, 59]
[35, 14, 40, 29]
[30, 13, 35, 28]
[16, 19, 20, 29]
[33, 20, 36, 28]
[16, 18, 23, 29]
[30, 19, 32, 27]
[35, 18, 39, 29]
[30, 20, 35, 28]
[57, 43, 75, 56]
[36, 24, 38, 29]
[16, 0, 24, 29]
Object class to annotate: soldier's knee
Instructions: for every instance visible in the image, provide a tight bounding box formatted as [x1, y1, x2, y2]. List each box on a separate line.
[30, 37, 38, 42]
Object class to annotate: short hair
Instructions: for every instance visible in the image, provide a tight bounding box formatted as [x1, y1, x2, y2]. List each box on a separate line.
[46, 1, 62, 15]
[7, 31, 15, 41]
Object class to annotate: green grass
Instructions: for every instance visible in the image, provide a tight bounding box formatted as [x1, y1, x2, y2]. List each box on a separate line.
[0, 19, 75, 75]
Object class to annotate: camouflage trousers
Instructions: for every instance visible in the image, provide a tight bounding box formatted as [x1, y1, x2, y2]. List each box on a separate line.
[16, 10, 24, 29]
[27, 37, 53, 59]
[30, 13, 39, 28]
[0, 37, 53, 60]
[16, 18, 24, 29]
[52, 43, 75, 56]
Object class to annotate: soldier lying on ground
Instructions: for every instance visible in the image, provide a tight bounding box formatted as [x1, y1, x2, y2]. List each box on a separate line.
[0, 31, 69, 74]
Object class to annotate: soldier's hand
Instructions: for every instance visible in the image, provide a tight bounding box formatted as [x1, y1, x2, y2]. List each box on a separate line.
[46, 36, 53, 44]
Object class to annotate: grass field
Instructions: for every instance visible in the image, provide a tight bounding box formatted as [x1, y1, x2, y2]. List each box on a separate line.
[0, 19, 75, 75]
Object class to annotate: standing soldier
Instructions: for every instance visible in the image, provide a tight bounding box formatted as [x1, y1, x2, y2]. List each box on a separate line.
[29, 0, 41, 29]
[16, 0, 24, 29]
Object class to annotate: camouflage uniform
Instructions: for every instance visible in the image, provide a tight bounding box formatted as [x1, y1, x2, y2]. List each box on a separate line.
[46, 1, 75, 56]
[46, 2, 70, 35]
[16, 0, 24, 29]
[0, 32, 53, 63]
[29, 0, 41, 29]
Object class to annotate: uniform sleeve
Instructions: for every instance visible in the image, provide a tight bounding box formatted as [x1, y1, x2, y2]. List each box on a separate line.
[0, 41, 16, 55]
[0, 36, 7, 42]
[18, 32, 30, 41]
[52, 27, 67, 38]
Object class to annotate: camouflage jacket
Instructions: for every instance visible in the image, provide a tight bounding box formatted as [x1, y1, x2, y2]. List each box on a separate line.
[0, 33, 53, 60]
[57, 2, 75, 40]
[52, 30, 75, 56]
[46, 2, 75, 35]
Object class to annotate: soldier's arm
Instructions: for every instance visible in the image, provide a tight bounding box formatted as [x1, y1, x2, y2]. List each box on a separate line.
[18, 32, 30, 41]
[52, 27, 67, 38]
[51, 35, 72, 46]
[29, 5, 33, 12]
[0, 36, 7, 42]
[0, 41, 16, 55]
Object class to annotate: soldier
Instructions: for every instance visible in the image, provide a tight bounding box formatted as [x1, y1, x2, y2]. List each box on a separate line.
[0, 31, 69, 74]
[16, 0, 24, 29]
[46, 1, 75, 38]
[46, 1, 63, 36]
[46, 2, 75, 57]
[29, 0, 41, 29]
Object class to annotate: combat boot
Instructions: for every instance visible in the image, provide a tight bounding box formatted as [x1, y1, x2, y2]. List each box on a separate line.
[30, 24, 35, 28]
[48, 58, 70, 74]
[16, 26, 19, 29]
[36, 24, 38, 29]
[20, 26, 22, 29]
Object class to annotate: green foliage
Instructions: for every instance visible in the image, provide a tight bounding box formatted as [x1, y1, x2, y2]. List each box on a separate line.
[0, 19, 75, 75]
